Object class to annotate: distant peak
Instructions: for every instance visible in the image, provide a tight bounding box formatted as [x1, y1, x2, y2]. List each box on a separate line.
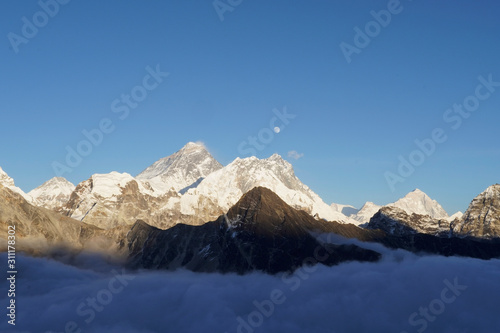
[182, 141, 206, 151]
[404, 189, 431, 199]
[266, 154, 291, 167]
[268, 153, 284, 161]
[38, 177, 75, 188]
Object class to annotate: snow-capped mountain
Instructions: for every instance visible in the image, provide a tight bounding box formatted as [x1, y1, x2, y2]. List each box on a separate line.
[177, 154, 354, 223]
[61, 146, 355, 229]
[60, 171, 177, 229]
[387, 189, 449, 219]
[351, 202, 382, 224]
[136, 142, 222, 193]
[28, 177, 75, 210]
[453, 184, 500, 238]
[346, 189, 448, 225]
[0, 166, 31, 201]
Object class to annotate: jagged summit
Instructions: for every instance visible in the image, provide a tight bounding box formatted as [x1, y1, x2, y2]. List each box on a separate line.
[29, 177, 75, 210]
[136, 142, 222, 193]
[0, 166, 15, 187]
[350, 201, 382, 224]
[453, 184, 500, 238]
[388, 188, 448, 219]
[0, 166, 31, 201]
[226, 186, 313, 228]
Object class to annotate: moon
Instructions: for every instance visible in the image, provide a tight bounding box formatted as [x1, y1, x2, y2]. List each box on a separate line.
[274, 127, 281, 134]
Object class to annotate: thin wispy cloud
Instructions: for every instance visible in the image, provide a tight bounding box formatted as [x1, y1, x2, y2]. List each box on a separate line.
[288, 150, 304, 160]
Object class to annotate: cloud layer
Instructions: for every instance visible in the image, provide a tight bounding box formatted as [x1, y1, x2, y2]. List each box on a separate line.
[1, 244, 500, 333]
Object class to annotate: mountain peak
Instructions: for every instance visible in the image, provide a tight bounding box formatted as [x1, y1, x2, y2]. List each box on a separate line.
[181, 141, 207, 151]
[0, 166, 31, 201]
[0, 166, 15, 187]
[29, 176, 76, 210]
[225, 186, 325, 236]
[454, 184, 500, 238]
[136, 142, 223, 193]
[389, 189, 448, 219]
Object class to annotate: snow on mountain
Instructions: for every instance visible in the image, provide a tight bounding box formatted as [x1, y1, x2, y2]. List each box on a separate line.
[178, 154, 353, 223]
[447, 211, 463, 222]
[0, 166, 32, 201]
[28, 177, 75, 210]
[350, 190, 448, 225]
[330, 203, 359, 216]
[62, 171, 162, 226]
[136, 142, 223, 193]
[351, 202, 382, 224]
[387, 189, 449, 219]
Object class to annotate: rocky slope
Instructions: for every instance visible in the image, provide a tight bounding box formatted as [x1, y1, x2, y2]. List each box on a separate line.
[59, 172, 183, 229]
[0, 184, 124, 254]
[125, 187, 381, 274]
[453, 184, 500, 238]
[2, 183, 500, 274]
[28, 177, 75, 210]
[367, 206, 450, 237]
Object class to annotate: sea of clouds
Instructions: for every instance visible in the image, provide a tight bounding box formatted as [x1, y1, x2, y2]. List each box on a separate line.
[1, 238, 500, 333]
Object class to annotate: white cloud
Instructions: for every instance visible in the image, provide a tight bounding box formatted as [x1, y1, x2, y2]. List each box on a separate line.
[2, 246, 499, 333]
[287, 150, 304, 160]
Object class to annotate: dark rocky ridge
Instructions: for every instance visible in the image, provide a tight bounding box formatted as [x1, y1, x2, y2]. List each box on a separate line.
[125, 187, 381, 274]
[123, 187, 500, 272]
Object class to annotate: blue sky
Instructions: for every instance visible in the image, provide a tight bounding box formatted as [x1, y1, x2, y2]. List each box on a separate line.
[1, 0, 499, 214]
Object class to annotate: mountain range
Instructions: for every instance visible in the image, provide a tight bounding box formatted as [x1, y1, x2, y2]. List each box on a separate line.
[1, 142, 499, 274]
[15, 142, 457, 228]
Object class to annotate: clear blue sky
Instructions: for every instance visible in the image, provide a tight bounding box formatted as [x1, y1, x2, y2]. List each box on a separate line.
[1, 0, 499, 214]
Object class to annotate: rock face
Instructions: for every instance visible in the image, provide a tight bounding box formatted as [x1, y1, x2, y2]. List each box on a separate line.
[0, 184, 119, 253]
[367, 206, 450, 237]
[125, 187, 381, 274]
[29, 177, 75, 210]
[60, 172, 181, 230]
[453, 184, 500, 238]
